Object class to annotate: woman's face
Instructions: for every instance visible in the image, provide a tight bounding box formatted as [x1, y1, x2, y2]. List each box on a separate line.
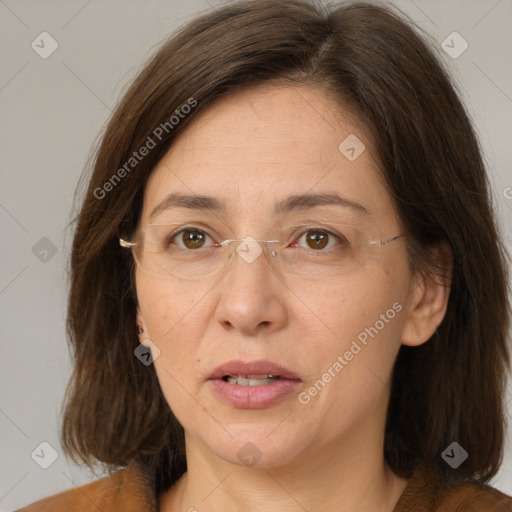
[135, 84, 421, 469]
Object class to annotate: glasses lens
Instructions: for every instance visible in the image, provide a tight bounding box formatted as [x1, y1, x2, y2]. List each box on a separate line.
[273, 223, 372, 280]
[131, 224, 225, 279]
[130, 222, 397, 280]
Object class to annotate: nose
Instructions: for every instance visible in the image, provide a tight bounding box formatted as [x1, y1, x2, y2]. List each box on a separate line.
[214, 239, 288, 336]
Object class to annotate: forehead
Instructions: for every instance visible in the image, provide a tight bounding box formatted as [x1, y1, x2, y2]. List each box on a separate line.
[142, 84, 395, 225]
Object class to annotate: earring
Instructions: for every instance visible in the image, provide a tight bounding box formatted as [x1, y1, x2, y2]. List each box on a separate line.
[137, 325, 144, 334]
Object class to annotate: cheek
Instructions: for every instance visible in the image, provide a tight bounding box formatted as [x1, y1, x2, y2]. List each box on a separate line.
[137, 273, 205, 337]
[300, 263, 409, 393]
[306, 263, 407, 343]
[135, 274, 213, 377]
[136, 275, 209, 411]
[280, 264, 408, 446]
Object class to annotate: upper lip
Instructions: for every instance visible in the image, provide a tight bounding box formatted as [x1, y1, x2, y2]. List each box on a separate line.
[209, 360, 301, 380]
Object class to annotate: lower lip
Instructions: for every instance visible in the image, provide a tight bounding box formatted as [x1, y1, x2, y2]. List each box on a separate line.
[209, 378, 301, 409]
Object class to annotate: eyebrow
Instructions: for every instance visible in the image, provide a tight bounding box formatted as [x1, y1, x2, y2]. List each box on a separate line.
[274, 192, 369, 216]
[149, 191, 369, 220]
[149, 193, 226, 220]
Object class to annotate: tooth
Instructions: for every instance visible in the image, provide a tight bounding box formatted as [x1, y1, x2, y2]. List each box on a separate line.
[227, 374, 279, 380]
[226, 375, 279, 386]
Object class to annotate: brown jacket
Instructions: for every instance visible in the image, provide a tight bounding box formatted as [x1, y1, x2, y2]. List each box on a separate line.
[15, 463, 512, 511]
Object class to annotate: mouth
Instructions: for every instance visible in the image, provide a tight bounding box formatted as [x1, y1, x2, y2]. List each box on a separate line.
[209, 360, 301, 383]
[208, 360, 301, 409]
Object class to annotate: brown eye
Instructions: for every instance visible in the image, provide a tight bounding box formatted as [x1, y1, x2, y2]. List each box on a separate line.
[304, 230, 329, 250]
[294, 229, 343, 251]
[174, 229, 211, 249]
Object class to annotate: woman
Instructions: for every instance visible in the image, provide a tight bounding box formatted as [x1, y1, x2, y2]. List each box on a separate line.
[17, 0, 511, 510]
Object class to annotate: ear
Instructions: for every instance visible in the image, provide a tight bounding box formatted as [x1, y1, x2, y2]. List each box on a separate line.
[136, 307, 151, 347]
[401, 242, 452, 347]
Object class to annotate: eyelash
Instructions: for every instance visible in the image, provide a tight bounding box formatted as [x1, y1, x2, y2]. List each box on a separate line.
[167, 225, 347, 251]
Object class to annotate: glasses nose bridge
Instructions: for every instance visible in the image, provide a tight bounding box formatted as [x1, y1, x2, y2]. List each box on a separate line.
[220, 237, 281, 269]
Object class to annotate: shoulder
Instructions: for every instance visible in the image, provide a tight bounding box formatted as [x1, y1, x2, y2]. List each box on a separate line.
[395, 465, 512, 512]
[14, 470, 125, 512]
[14, 463, 157, 512]
[435, 479, 512, 511]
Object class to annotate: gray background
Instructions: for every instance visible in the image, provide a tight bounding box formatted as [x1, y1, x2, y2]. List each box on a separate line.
[1, 0, 511, 509]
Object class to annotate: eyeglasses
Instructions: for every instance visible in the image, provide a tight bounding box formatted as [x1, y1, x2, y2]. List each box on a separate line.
[119, 222, 403, 281]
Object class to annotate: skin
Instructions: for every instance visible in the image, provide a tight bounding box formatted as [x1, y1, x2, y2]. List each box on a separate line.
[135, 83, 451, 512]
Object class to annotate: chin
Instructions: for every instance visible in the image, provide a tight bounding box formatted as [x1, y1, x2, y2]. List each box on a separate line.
[197, 426, 312, 470]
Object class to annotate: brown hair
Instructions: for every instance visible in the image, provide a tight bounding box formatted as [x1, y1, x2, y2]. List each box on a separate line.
[62, 0, 511, 492]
